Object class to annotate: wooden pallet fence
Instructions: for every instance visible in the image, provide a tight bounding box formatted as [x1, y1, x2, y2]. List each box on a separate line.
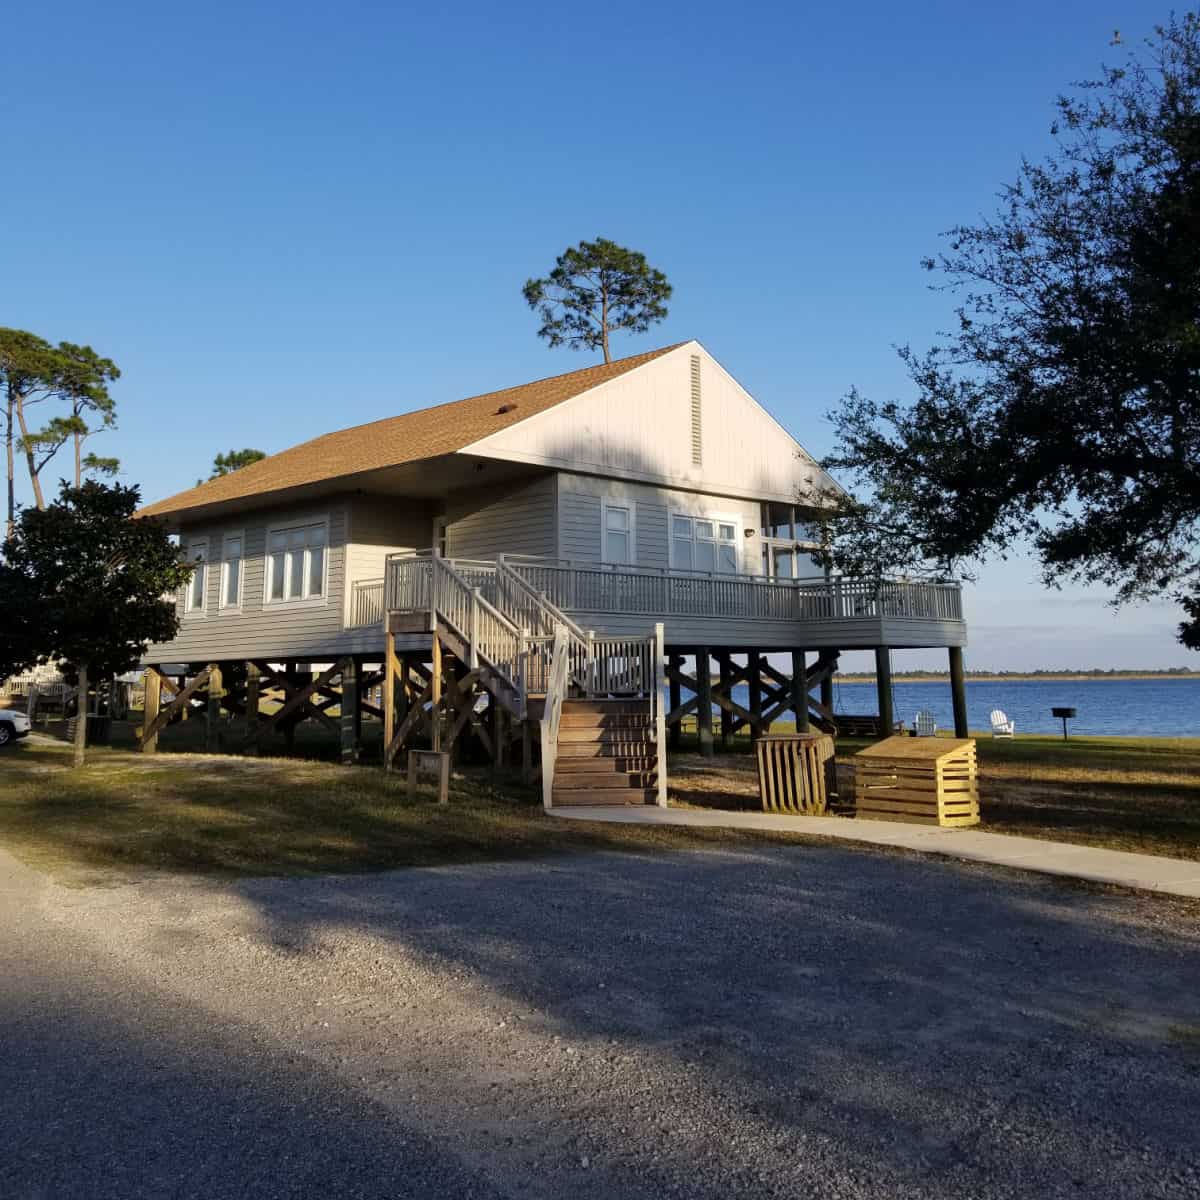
[755, 733, 836, 815]
[853, 736, 979, 827]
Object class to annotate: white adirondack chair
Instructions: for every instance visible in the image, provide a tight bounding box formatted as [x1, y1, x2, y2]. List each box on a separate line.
[990, 708, 1015, 738]
[914, 709, 938, 737]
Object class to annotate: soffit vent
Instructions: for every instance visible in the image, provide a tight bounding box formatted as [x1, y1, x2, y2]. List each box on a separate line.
[689, 354, 702, 467]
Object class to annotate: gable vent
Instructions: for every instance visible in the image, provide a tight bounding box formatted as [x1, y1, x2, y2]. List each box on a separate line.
[689, 355, 702, 466]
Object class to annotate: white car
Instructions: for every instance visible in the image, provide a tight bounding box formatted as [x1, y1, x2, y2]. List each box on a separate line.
[0, 709, 31, 747]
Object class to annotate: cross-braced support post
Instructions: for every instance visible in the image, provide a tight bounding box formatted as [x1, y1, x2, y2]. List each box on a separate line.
[949, 646, 969, 737]
[696, 647, 714, 757]
[875, 647, 894, 737]
[792, 649, 810, 733]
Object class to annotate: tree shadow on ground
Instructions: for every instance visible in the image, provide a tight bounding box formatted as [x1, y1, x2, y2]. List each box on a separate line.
[218, 844, 1200, 1198]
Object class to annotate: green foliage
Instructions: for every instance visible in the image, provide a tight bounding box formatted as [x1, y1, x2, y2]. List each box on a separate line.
[823, 15, 1200, 645]
[523, 237, 671, 363]
[0, 480, 190, 682]
[0, 329, 120, 530]
[206, 448, 266, 482]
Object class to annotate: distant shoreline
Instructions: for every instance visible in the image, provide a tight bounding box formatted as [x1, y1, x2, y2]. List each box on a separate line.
[836, 674, 1200, 684]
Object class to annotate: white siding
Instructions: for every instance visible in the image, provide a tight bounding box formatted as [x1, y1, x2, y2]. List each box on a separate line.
[445, 474, 556, 560]
[462, 342, 839, 508]
[345, 496, 432, 585]
[556, 473, 761, 574]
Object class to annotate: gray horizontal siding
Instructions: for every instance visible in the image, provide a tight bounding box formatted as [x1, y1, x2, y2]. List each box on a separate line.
[144, 502, 349, 665]
[636, 502, 668, 569]
[559, 491, 602, 561]
[446, 475, 556, 560]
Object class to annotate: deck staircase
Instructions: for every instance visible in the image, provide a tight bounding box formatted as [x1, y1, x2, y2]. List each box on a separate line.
[552, 699, 660, 806]
[384, 553, 666, 808]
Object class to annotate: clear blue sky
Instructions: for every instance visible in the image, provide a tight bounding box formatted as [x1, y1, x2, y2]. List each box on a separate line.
[3, 0, 1185, 670]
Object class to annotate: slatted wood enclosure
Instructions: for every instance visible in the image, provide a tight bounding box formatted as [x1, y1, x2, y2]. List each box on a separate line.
[853, 736, 979, 827]
[755, 733, 836, 815]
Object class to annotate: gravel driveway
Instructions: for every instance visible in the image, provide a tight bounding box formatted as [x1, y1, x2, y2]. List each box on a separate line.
[3, 840, 1199, 1199]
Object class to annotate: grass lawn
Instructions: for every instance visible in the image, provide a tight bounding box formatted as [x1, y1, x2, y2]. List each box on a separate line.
[668, 726, 1200, 860]
[3, 715, 1197, 881]
[0, 733, 828, 881]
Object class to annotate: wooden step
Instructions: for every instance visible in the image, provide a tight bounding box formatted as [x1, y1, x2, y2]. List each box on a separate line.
[556, 740, 656, 759]
[559, 712, 654, 729]
[551, 789, 658, 807]
[557, 727, 655, 745]
[553, 771, 656, 791]
[561, 699, 649, 715]
[555, 755, 656, 774]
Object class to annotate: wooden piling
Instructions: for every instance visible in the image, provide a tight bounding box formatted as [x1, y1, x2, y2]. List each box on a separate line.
[696, 647, 714, 757]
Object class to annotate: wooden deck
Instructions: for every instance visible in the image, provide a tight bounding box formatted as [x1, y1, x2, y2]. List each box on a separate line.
[372, 553, 967, 651]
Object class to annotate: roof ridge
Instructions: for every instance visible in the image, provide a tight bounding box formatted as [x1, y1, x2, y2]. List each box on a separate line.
[288, 340, 690, 446]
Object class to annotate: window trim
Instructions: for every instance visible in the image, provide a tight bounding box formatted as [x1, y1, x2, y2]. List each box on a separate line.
[264, 517, 330, 608]
[668, 508, 742, 575]
[219, 530, 245, 611]
[600, 499, 637, 566]
[183, 539, 209, 617]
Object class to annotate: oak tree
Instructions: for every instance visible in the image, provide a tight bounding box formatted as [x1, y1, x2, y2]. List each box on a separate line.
[823, 15, 1200, 647]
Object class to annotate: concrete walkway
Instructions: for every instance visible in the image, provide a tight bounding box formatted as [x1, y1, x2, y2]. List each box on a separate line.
[550, 806, 1200, 897]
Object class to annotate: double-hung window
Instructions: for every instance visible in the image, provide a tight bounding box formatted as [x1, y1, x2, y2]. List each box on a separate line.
[266, 521, 327, 603]
[670, 515, 738, 573]
[603, 502, 633, 565]
[220, 533, 244, 609]
[184, 540, 208, 614]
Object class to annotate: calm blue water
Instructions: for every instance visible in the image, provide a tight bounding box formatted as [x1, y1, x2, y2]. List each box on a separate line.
[727, 678, 1200, 737]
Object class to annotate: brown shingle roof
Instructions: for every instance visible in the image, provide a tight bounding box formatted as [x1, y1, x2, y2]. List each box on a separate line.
[138, 343, 682, 520]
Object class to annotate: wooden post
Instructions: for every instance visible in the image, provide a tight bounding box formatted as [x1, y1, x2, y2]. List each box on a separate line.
[748, 650, 763, 740]
[206, 664, 223, 753]
[521, 718, 533, 785]
[696, 648, 714, 758]
[383, 633, 396, 768]
[141, 668, 161, 755]
[719, 653, 733, 748]
[245, 662, 261, 755]
[792, 649, 810, 733]
[668, 652, 682, 750]
[820, 671, 834, 713]
[283, 665, 297, 751]
[492, 697, 507, 777]
[178, 674, 189, 721]
[431, 635, 442, 752]
[340, 657, 359, 765]
[949, 645, 969, 738]
[875, 647, 893, 738]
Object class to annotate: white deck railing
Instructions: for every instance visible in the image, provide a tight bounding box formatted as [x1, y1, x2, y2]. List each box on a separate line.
[497, 555, 963, 623]
[349, 578, 385, 629]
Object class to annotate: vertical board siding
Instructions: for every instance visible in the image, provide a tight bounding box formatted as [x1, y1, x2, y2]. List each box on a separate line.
[445, 474, 556, 560]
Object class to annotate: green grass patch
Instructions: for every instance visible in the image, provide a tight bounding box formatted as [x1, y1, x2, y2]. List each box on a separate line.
[0, 735, 827, 881]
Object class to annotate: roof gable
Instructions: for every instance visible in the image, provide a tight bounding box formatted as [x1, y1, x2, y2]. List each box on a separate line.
[138, 344, 681, 520]
[463, 341, 842, 506]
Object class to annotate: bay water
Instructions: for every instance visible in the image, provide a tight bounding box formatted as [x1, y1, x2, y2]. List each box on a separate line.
[728, 677, 1200, 737]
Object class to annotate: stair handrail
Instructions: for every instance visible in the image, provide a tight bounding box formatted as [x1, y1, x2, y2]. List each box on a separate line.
[430, 555, 529, 718]
[540, 623, 570, 809]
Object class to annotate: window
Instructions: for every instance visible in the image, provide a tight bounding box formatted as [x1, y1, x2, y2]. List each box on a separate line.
[220, 533, 243, 609]
[266, 521, 327, 603]
[670, 514, 739, 573]
[602, 502, 633, 565]
[184, 541, 208, 613]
